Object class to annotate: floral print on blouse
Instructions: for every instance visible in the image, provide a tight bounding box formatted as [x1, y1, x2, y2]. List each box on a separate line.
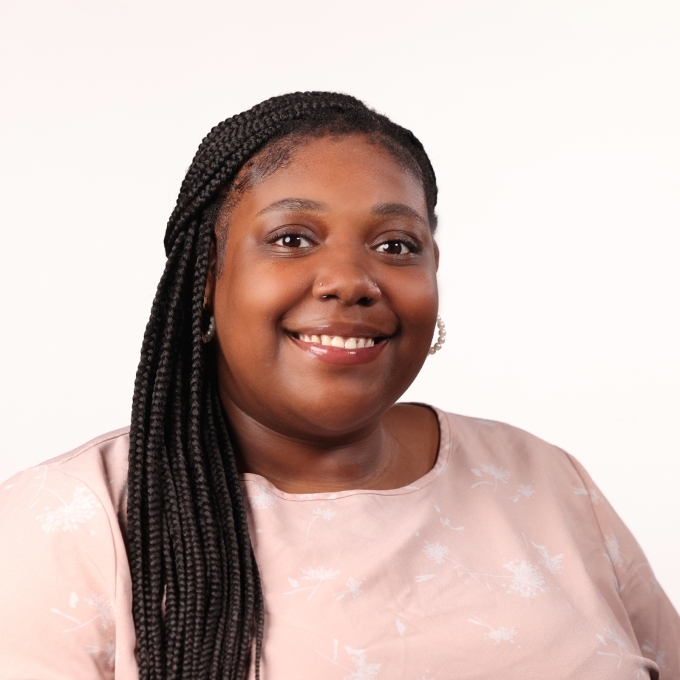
[0, 409, 678, 679]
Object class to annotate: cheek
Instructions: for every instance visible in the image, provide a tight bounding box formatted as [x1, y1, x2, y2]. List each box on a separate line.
[214, 262, 303, 356]
[389, 270, 439, 329]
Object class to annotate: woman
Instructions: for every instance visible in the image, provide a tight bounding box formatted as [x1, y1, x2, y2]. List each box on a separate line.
[0, 92, 677, 679]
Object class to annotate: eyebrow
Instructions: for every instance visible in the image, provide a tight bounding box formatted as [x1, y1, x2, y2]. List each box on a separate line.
[255, 197, 428, 225]
[256, 198, 328, 216]
[371, 202, 428, 225]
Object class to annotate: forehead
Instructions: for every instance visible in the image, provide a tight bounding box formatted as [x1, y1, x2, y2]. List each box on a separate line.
[226, 135, 427, 216]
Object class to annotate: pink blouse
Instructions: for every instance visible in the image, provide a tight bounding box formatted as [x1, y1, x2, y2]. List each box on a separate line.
[0, 409, 678, 679]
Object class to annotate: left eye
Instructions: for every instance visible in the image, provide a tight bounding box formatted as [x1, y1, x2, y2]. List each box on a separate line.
[377, 240, 412, 255]
[275, 234, 313, 248]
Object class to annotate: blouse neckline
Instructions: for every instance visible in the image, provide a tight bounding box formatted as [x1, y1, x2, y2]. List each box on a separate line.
[240, 405, 451, 502]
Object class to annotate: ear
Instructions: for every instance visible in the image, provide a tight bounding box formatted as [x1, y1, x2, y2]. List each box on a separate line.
[433, 239, 440, 272]
[204, 239, 218, 311]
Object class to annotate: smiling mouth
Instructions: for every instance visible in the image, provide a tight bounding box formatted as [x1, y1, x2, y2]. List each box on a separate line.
[289, 332, 388, 350]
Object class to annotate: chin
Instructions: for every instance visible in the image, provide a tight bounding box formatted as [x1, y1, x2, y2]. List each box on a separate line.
[287, 389, 402, 435]
[284, 395, 390, 437]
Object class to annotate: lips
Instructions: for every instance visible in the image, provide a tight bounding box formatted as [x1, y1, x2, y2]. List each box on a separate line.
[285, 325, 393, 365]
[286, 321, 393, 347]
[295, 333, 377, 349]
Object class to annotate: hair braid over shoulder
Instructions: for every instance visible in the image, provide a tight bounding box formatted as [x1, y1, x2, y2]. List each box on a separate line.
[128, 91, 438, 680]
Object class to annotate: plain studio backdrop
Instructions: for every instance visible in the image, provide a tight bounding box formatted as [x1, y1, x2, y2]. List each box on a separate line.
[1, 0, 678, 608]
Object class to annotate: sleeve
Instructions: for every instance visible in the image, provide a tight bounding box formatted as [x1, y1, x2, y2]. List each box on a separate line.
[0, 465, 116, 679]
[567, 453, 680, 677]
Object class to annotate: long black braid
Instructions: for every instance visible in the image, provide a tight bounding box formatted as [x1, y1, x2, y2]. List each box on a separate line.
[128, 91, 438, 680]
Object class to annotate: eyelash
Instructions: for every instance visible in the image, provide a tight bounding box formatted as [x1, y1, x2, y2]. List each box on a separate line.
[375, 238, 420, 256]
[269, 228, 316, 249]
[268, 229, 421, 256]
[274, 234, 313, 248]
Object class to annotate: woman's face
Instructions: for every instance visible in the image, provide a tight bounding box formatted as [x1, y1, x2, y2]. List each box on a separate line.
[207, 134, 439, 441]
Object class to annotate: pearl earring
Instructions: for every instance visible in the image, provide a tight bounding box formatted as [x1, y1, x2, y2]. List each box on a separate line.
[428, 316, 446, 355]
[202, 316, 216, 344]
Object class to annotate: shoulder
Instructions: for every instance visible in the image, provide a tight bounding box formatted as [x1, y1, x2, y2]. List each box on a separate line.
[39, 426, 130, 478]
[0, 426, 132, 594]
[437, 409, 580, 479]
[0, 430, 130, 676]
[434, 408, 626, 568]
[433, 408, 600, 513]
[0, 427, 131, 535]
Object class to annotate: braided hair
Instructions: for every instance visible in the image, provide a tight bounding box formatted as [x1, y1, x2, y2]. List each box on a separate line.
[128, 91, 438, 680]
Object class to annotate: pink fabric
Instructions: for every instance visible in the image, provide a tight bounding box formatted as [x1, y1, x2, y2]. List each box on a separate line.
[0, 409, 678, 679]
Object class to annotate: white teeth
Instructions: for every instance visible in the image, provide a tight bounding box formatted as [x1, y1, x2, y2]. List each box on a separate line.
[297, 333, 380, 349]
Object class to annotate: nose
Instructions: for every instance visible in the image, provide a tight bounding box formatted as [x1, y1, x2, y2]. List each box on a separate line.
[312, 255, 381, 307]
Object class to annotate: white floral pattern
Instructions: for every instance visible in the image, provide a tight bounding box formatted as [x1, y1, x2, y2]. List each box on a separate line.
[422, 541, 450, 565]
[574, 486, 602, 504]
[433, 503, 464, 532]
[529, 540, 564, 575]
[641, 642, 667, 670]
[604, 535, 626, 568]
[468, 616, 518, 645]
[285, 567, 341, 600]
[51, 591, 114, 633]
[501, 560, 548, 598]
[422, 542, 490, 589]
[439, 517, 464, 532]
[596, 627, 628, 669]
[87, 641, 116, 669]
[37, 486, 100, 532]
[510, 484, 535, 502]
[471, 464, 510, 491]
[415, 573, 436, 582]
[342, 647, 381, 680]
[248, 483, 277, 510]
[335, 578, 364, 601]
[318, 640, 382, 679]
[307, 504, 337, 537]
[432, 454, 449, 477]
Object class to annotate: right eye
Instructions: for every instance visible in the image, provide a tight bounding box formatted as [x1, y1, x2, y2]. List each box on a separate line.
[274, 234, 313, 248]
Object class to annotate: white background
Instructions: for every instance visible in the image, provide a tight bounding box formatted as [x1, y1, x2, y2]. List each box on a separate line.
[1, 1, 678, 608]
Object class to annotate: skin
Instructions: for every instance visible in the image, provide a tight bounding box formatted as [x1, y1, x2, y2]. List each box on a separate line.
[204, 135, 441, 493]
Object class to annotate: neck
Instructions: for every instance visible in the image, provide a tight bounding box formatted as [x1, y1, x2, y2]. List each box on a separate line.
[219, 397, 439, 494]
